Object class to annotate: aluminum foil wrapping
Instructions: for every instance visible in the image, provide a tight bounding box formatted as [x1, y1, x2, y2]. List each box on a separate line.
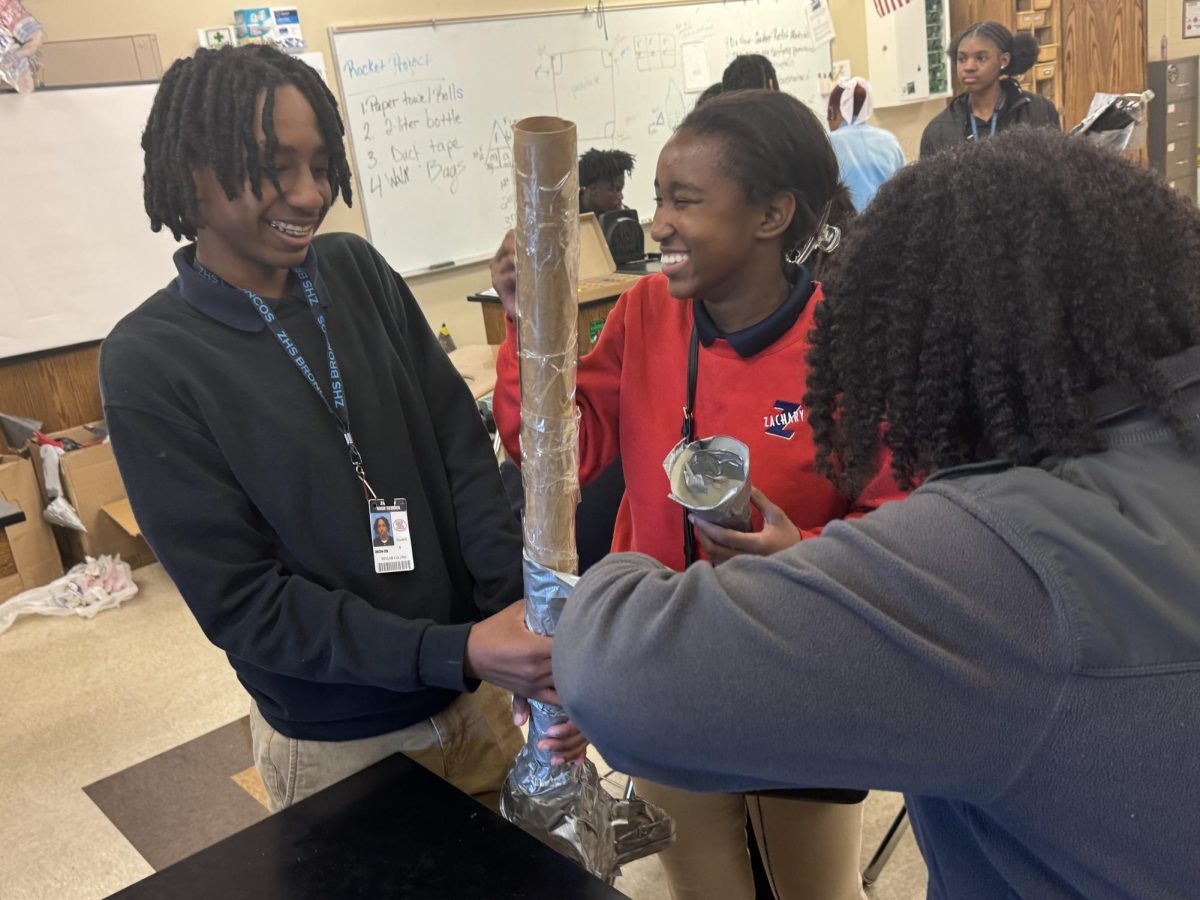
[499, 115, 674, 883]
[499, 557, 675, 883]
[664, 434, 753, 531]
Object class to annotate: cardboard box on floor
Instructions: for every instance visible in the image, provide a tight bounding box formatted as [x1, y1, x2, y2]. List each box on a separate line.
[30, 422, 155, 570]
[0, 454, 65, 601]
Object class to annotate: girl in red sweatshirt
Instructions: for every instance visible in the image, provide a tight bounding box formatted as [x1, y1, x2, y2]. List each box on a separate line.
[492, 90, 901, 900]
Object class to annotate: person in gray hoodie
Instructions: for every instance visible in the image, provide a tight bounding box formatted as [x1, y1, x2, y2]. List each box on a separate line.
[554, 128, 1200, 900]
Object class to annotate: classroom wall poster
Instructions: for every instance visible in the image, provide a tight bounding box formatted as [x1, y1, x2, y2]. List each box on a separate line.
[808, 0, 836, 45]
[1185, 0, 1200, 39]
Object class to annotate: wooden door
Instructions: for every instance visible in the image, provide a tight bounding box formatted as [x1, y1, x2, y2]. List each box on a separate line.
[950, 0, 1013, 36]
[1060, 0, 1147, 131]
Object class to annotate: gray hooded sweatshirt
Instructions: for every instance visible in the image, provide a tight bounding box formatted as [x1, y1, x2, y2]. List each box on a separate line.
[556, 347, 1200, 899]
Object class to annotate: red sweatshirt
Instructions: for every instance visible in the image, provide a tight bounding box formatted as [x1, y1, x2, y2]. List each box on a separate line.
[494, 274, 902, 571]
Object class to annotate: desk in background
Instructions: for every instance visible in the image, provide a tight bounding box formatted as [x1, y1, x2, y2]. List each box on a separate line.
[467, 258, 662, 352]
[448, 344, 500, 400]
[111, 752, 626, 900]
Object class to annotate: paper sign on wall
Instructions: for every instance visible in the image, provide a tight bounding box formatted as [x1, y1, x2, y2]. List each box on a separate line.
[681, 42, 710, 92]
[808, 0, 836, 44]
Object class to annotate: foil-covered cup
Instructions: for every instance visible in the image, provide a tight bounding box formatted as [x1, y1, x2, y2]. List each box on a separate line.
[663, 435, 752, 531]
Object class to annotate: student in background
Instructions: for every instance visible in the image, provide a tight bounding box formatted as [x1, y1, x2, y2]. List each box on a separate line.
[554, 128, 1200, 900]
[826, 77, 905, 211]
[579, 148, 635, 215]
[101, 45, 583, 813]
[920, 21, 1059, 157]
[491, 89, 903, 900]
[722, 53, 778, 91]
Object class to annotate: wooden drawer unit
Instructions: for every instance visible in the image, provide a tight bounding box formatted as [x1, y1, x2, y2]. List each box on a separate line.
[1016, 9, 1047, 28]
[1009, 0, 1063, 136]
[1148, 57, 1199, 201]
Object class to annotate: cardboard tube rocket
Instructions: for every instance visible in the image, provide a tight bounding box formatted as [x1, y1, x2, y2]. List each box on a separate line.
[497, 116, 674, 883]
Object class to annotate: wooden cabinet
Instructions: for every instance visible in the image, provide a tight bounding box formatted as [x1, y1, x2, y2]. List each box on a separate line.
[468, 294, 620, 354]
[1016, 0, 1062, 106]
[1147, 57, 1199, 201]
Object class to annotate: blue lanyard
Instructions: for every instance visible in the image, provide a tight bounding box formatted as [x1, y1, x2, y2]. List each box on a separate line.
[194, 261, 376, 498]
[969, 110, 998, 141]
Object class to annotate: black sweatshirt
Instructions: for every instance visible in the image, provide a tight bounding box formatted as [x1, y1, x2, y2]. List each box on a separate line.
[100, 233, 522, 740]
[919, 80, 1061, 158]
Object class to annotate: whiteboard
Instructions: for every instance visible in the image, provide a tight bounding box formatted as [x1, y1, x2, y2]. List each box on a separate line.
[330, 0, 832, 275]
[0, 83, 179, 360]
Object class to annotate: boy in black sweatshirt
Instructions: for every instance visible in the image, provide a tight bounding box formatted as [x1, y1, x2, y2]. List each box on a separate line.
[101, 45, 582, 811]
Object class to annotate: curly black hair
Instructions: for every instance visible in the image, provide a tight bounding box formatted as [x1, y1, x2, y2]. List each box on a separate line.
[721, 54, 778, 91]
[142, 44, 352, 240]
[950, 21, 1040, 78]
[805, 128, 1200, 494]
[578, 148, 635, 188]
[677, 89, 854, 276]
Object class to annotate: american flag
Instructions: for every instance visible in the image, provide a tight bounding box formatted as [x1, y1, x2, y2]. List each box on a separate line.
[874, 0, 912, 16]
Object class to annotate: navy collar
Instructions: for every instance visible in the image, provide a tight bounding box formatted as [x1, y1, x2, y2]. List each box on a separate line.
[693, 270, 815, 357]
[173, 244, 325, 332]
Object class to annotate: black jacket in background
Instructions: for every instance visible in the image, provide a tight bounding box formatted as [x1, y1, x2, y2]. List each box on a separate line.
[920, 80, 1061, 158]
[101, 233, 523, 741]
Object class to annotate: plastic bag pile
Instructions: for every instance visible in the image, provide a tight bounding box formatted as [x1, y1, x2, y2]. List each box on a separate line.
[0, 555, 137, 635]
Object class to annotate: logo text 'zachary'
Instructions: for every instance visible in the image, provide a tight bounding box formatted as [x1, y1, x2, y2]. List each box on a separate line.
[765, 400, 805, 439]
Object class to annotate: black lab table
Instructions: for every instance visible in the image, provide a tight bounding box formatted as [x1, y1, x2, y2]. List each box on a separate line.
[110, 751, 627, 899]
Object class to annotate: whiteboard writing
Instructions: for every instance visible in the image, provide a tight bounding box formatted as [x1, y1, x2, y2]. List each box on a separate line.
[331, 1, 832, 275]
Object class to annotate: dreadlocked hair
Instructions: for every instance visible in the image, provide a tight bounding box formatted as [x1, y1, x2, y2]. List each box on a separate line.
[142, 44, 353, 240]
[578, 148, 636, 188]
[806, 128, 1200, 495]
[677, 89, 854, 279]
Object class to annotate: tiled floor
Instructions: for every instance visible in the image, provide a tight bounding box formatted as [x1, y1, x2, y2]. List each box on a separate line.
[0, 563, 927, 899]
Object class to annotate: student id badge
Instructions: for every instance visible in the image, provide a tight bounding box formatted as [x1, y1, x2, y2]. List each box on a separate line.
[368, 498, 415, 573]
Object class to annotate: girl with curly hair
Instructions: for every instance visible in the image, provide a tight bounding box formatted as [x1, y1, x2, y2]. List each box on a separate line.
[555, 127, 1200, 900]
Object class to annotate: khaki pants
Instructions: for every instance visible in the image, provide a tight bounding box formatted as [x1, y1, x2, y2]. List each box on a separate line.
[636, 779, 867, 900]
[249, 683, 523, 813]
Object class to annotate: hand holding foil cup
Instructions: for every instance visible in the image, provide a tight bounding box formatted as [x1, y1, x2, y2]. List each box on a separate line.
[664, 435, 752, 532]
